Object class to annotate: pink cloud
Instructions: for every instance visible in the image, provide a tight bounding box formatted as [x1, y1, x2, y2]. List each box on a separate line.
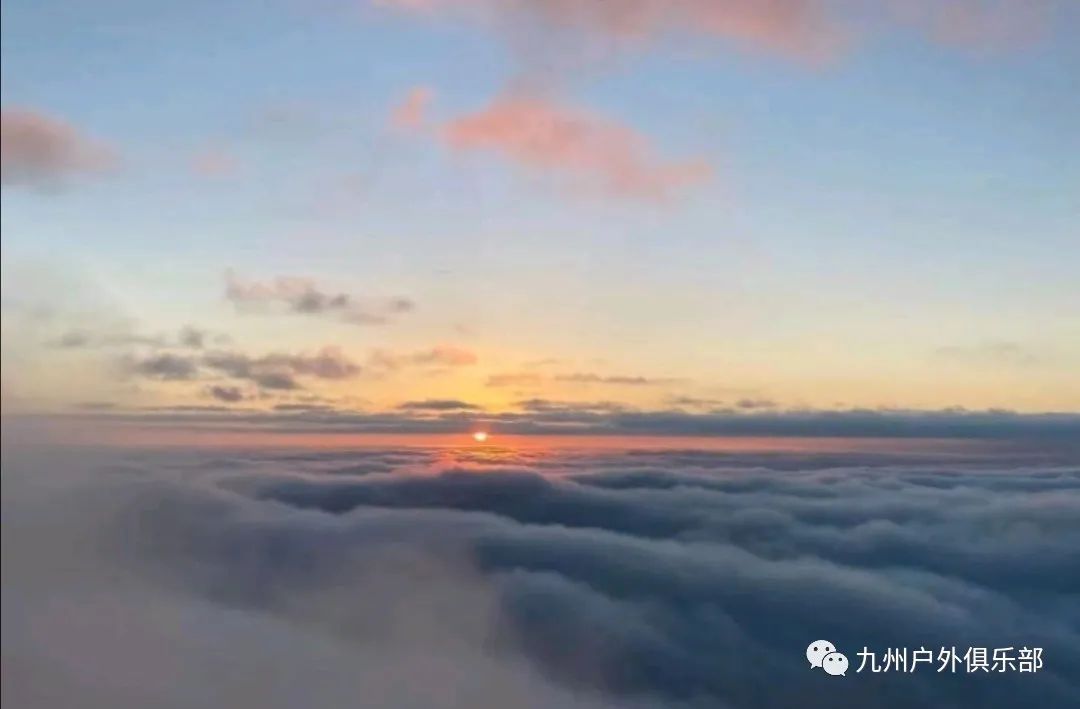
[442, 96, 710, 200]
[379, 0, 838, 58]
[191, 148, 239, 178]
[1, 108, 115, 188]
[390, 86, 434, 130]
[379, 0, 1060, 57]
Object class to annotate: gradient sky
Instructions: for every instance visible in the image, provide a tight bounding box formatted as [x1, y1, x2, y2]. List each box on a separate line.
[2, 0, 1079, 430]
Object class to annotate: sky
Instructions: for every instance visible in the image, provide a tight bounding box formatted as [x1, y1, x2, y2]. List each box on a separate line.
[2, 0, 1080, 439]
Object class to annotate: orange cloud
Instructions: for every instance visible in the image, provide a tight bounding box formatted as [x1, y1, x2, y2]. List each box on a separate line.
[1, 108, 114, 188]
[443, 96, 710, 200]
[369, 345, 479, 370]
[390, 86, 434, 130]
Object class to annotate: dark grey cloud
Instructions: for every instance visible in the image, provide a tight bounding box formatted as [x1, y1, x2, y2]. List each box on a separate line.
[63, 405, 1080, 443]
[206, 385, 246, 403]
[225, 272, 414, 326]
[516, 398, 628, 414]
[3, 443, 1077, 709]
[125, 353, 199, 381]
[398, 399, 483, 411]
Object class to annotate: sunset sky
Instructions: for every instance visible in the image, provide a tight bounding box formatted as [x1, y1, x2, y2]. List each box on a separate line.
[2, 0, 1079, 438]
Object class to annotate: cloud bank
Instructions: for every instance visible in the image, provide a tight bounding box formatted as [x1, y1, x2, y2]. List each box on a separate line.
[3, 443, 1078, 708]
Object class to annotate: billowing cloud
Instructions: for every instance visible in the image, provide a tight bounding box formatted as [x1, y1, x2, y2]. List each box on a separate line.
[1, 108, 115, 188]
[3, 443, 1077, 708]
[443, 96, 710, 200]
[225, 272, 414, 326]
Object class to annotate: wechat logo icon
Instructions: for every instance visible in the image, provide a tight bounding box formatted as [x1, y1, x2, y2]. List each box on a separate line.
[807, 640, 848, 676]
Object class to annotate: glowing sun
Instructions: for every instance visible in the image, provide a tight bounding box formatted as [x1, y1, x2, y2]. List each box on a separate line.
[472, 431, 489, 443]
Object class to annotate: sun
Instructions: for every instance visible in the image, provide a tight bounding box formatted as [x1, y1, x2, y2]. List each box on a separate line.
[472, 431, 489, 443]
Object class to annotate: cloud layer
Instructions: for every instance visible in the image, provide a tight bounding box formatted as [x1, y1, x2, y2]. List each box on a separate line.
[3, 443, 1078, 708]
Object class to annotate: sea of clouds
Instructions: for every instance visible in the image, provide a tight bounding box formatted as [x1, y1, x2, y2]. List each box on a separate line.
[3, 442, 1078, 708]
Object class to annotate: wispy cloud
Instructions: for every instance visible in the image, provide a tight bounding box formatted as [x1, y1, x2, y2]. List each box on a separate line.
[225, 272, 414, 326]
[369, 345, 479, 370]
[553, 372, 679, 386]
[442, 96, 710, 201]
[397, 399, 483, 411]
[934, 341, 1043, 367]
[379, 0, 840, 59]
[390, 86, 434, 130]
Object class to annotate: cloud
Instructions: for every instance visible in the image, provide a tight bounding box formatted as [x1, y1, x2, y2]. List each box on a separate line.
[487, 371, 676, 388]
[177, 325, 210, 349]
[442, 96, 710, 201]
[191, 147, 239, 177]
[487, 372, 545, 388]
[225, 272, 414, 326]
[380, 0, 1062, 59]
[554, 372, 678, 386]
[203, 346, 362, 389]
[206, 385, 246, 403]
[934, 342, 1042, 367]
[123, 346, 362, 393]
[736, 397, 776, 410]
[398, 399, 483, 411]
[390, 86, 434, 130]
[1, 108, 115, 188]
[52, 404, 1080, 443]
[124, 353, 199, 381]
[49, 325, 212, 351]
[516, 398, 627, 413]
[380, 0, 840, 59]
[369, 345, 479, 370]
[4, 442, 1077, 708]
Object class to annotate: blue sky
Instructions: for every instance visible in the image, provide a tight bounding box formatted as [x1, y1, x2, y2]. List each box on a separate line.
[2, 0, 1078, 421]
